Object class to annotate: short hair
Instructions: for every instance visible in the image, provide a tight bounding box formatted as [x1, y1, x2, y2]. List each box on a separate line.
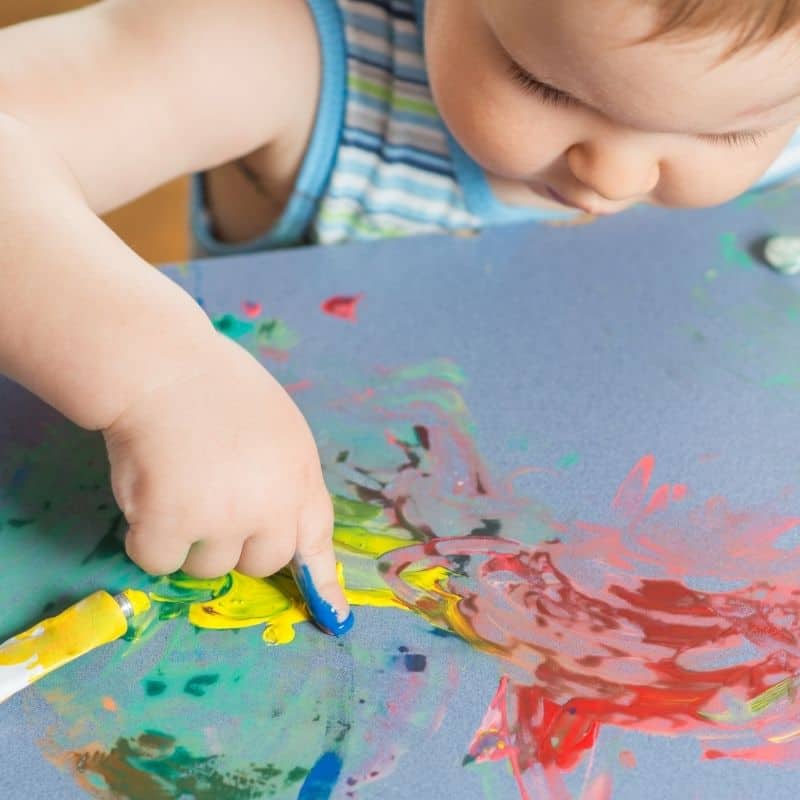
[647, 0, 800, 52]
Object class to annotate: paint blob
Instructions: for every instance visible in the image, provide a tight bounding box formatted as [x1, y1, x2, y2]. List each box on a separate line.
[321, 294, 363, 321]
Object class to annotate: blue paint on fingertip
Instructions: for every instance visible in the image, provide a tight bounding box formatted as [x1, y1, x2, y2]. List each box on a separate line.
[297, 563, 355, 637]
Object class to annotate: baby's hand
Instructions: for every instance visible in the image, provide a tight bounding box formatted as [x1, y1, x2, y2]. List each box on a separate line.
[103, 334, 352, 635]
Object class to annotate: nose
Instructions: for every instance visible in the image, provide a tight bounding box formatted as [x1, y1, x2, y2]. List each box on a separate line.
[566, 137, 660, 203]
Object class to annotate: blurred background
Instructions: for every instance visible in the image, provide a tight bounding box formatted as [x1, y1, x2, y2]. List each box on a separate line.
[1, 0, 190, 265]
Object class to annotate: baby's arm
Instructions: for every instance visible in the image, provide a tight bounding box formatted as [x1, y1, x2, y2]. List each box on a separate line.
[0, 0, 352, 632]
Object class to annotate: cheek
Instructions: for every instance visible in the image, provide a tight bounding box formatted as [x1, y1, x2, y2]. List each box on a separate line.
[435, 79, 572, 179]
[425, 6, 570, 180]
[659, 135, 794, 207]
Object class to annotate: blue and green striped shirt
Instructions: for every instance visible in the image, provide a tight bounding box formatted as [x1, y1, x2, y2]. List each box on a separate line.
[192, 0, 800, 254]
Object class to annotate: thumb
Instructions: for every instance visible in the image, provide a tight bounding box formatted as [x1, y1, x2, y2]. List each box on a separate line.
[293, 491, 353, 636]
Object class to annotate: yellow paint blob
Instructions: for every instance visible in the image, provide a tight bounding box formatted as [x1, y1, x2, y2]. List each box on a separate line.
[172, 527, 475, 648]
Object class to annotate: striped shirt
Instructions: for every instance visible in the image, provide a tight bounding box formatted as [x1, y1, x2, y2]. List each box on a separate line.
[191, 0, 800, 255]
[310, 0, 482, 243]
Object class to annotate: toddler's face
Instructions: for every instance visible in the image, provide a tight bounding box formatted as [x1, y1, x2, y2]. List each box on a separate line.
[425, 0, 800, 214]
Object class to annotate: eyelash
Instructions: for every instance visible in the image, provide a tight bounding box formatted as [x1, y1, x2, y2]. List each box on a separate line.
[507, 61, 768, 149]
[507, 62, 574, 108]
[698, 131, 767, 148]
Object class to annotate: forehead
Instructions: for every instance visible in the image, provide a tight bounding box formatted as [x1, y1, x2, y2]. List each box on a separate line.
[480, 0, 800, 133]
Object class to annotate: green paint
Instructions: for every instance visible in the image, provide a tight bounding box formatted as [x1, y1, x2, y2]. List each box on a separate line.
[255, 319, 299, 350]
[286, 766, 309, 783]
[145, 680, 167, 697]
[212, 313, 299, 353]
[332, 495, 383, 527]
[212, 314, 254, 340]
[74, 733, 281, 800]
[720, 232, 754, 270]
[558, 452, 581, 470]
[388, 358, 466, 385]
[763, 372, 800, 388]
[183, 674, 220, 697]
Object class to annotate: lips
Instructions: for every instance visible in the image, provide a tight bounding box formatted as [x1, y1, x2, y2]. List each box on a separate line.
[545, 185, 592, 213]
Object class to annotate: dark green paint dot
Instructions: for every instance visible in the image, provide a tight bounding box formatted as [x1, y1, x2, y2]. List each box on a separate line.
[286, 767, 308, 783]
[214, 314, 235, 332]
[145, 680, 167, 697]
[377, 561, 390, 574]
[158, 602, 188, 621]
[8, 519, 33, 528]
[253, 764, 281, 781]
[257, 320, 277, 337]
[183, 674, 219, 697]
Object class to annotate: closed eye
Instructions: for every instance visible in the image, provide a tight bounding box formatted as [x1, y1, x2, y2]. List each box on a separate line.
[507, 57, 770, 148]
[507, 61, 576, 108]
[697, 130, 768, 148]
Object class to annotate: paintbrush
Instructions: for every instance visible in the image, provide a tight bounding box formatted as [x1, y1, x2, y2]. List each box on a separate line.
[0, 588, 150, 704]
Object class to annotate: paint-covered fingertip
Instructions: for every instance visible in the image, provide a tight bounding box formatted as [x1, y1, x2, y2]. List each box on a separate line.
[294, 562, 354, 637]
[307, 598, 354, 637]
[327, 609, 355, 637]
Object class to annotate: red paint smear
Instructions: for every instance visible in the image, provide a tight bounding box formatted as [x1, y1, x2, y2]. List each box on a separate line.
[619, 750, 636, 768]
[379, 455, 800, 794]
[259, 347, 290, 363]
[321, 294, 363, 321]
[284, 379, 313, 394]
[242, 300, 262, 318]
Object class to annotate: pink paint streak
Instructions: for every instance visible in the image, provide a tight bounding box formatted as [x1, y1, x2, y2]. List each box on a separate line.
[377, 456, 800, 795]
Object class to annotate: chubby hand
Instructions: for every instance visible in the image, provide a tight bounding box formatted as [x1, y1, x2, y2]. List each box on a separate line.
[103, 333, 352, 636]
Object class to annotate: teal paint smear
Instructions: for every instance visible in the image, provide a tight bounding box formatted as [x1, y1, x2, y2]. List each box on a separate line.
[183, 674, 220, 697]
[212, 314, 254, 340]
[719, 232, 754, 270]
[558, 452, 581, 470]
[212, 313, 299, 352]
[144, 680, 166, 697]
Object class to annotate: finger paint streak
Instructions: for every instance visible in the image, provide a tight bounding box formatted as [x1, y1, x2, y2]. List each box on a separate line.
[7, 357, 800, 799]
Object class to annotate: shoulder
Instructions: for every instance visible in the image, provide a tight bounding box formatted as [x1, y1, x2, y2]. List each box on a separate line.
[102, 0, 321, 156]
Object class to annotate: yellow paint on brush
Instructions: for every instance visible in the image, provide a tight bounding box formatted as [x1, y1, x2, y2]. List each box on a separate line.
[0, 590, 147, 703]
[121, 588, 151, 617]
